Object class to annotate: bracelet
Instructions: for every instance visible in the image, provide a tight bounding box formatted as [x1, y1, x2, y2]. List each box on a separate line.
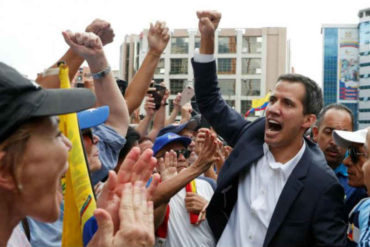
[91, 66, 111, 80]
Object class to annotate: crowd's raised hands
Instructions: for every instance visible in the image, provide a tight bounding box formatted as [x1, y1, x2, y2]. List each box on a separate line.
[96, 147, 160, 233]
[158, 150, 178, 181]
[191, 128, 219, 173]
[85, 19, 115, 46]
[148, 21, 170, 56]
[88, 182, 154, 247]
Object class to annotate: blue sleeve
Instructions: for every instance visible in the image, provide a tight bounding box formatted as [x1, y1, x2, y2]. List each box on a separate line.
[91, 124, 126, 185]
[192, 59, 249, 147]
[83, 216, 98, 247]
[358, 199, 370, 247]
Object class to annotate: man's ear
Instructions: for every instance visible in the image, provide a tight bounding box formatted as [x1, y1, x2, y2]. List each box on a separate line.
[0, 151, 16, 190]
[302, 114, 316, 132]
[312, 126, 319, 142]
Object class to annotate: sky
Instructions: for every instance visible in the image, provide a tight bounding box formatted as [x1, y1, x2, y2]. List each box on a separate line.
[1, 0, 370, 87]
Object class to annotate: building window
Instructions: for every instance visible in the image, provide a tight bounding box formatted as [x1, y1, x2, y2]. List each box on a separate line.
[242, 58, 261, 75]
[218, 79, 235, 95]
[170, 58, 188, 74]
[225, 100, 235, 108]
[242, 36, 262, 53]
[194, 37, 201, 50]
[171, 37, 189, 54]
[241, 100, 255, 116]
[218, 36, 237, 54]
[170, 79, 186, 95]
[155, 59, 165, 75]
[241, 79, 261, 96]
[217, 58, 236, 74]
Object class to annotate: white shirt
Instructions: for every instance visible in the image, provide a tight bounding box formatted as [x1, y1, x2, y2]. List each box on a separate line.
[165, 178, 215, 247]
[217, 141, 306, 247]
[7, 224, 32, 247]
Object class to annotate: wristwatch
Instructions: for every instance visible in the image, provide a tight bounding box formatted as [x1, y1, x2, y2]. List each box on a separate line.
[91, 66, 111, 80]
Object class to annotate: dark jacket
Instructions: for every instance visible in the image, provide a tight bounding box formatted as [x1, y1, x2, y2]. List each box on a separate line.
[192, 59, 347, 247]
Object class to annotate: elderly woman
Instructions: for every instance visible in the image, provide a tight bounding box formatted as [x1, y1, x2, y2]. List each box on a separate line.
[0, 62, 156, 247]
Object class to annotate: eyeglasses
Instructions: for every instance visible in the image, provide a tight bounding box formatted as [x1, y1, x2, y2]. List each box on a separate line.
[81, 128, 98, 144]
[348, 146, 367, 163]
[174, 149, 191, 159]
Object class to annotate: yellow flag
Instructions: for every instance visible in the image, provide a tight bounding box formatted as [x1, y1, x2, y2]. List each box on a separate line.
[59, 63, 96, 247]
[252, 92, 271, 109]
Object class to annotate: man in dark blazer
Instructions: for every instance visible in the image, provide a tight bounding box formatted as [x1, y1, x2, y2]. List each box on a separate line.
[193, 11, 347, 247]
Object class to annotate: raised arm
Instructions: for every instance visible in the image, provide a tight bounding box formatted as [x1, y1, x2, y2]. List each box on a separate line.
[36, 19, 114, 89]
[124, 21, 170, 115]
[135, 95, 156, 138]
[165, 93, 181, 126]
[152, 129, 219, 207]
[193, 11, 248, 147]
[147, 86, 169, 140]
[62, 31, 129, 137]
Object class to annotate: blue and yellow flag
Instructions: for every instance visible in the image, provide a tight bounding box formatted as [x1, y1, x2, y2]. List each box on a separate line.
[245, 92, 271, 117]
[58, 63, 96, 247]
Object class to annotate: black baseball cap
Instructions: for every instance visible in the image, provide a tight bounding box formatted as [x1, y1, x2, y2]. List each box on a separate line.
[0, 62, 96, 143]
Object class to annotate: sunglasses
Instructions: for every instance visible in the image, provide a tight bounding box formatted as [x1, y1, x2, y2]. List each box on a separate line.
[81, 128, 98, 144]
[348, 146, 367, 163]
[174, 149, 191, 159]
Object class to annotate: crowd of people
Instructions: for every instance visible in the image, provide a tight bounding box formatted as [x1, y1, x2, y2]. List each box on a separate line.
[1, 10, 370, 247]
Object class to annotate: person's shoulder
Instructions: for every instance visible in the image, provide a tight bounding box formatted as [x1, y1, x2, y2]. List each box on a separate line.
[92, 124, 126, 145]
[303, 139, 340, 188]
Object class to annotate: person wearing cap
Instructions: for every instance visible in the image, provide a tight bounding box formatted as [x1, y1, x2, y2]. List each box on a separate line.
[157, 115, 201, 153]
[312, 104, 367, 217]
[24, 105, 110, 247]
[193, 11, 346, 247]
[152, 131, 218, 247]
[0, 61, 158, 247]
[333, 128, 370, 246]
[0, 62, 93, 245]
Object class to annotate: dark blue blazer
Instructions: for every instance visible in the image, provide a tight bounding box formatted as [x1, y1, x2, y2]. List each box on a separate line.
[192, 59, 347, 247]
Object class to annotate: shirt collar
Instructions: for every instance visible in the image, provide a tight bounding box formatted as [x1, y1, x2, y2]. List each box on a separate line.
[264, 140, 306, 179]
[334, 163, 348, 177]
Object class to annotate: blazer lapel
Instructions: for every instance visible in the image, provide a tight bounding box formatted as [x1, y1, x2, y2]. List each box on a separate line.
[217, 135, 264, 191]
[263, 145, 311, 247]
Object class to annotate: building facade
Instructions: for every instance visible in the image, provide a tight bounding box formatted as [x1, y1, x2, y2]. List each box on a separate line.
[322, 8, 370, 129]
[321, 24, 359, 128]
[120, 27, 289, 117]
[358, 8, 370, 128]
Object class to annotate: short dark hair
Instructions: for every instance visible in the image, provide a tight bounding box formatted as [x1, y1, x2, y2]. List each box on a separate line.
[315, 103, 354, 130]
[277, 74, 323, 116]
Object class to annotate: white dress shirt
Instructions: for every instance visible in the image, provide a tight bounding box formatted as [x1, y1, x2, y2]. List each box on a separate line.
[217, 142, 306, 247]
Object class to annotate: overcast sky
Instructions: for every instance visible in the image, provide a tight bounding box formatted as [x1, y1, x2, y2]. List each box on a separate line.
[1, 0, 369, 87]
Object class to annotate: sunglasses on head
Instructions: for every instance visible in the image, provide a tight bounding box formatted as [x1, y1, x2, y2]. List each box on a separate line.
[81, 128, 98, 144]
[348, 146, 366, 163]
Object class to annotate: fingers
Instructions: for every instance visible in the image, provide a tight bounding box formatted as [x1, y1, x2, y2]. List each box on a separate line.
[62, 30, 102, 50]
[62, 30, 77, 48]
[117, 147, 141, 184]
[119, 182, 148, 230]
[119, 183, 134, 231]
[87, 209, 113, 247]
[146, 201, 154, 234]
[146, 173, 160, 202]
[133, 181, 146, 224]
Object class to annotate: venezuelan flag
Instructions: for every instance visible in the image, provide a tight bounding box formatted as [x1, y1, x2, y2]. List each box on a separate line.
[185, 180, 199, 224]
[245, 92, 271, 117]
[58, 62, 97, 247]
